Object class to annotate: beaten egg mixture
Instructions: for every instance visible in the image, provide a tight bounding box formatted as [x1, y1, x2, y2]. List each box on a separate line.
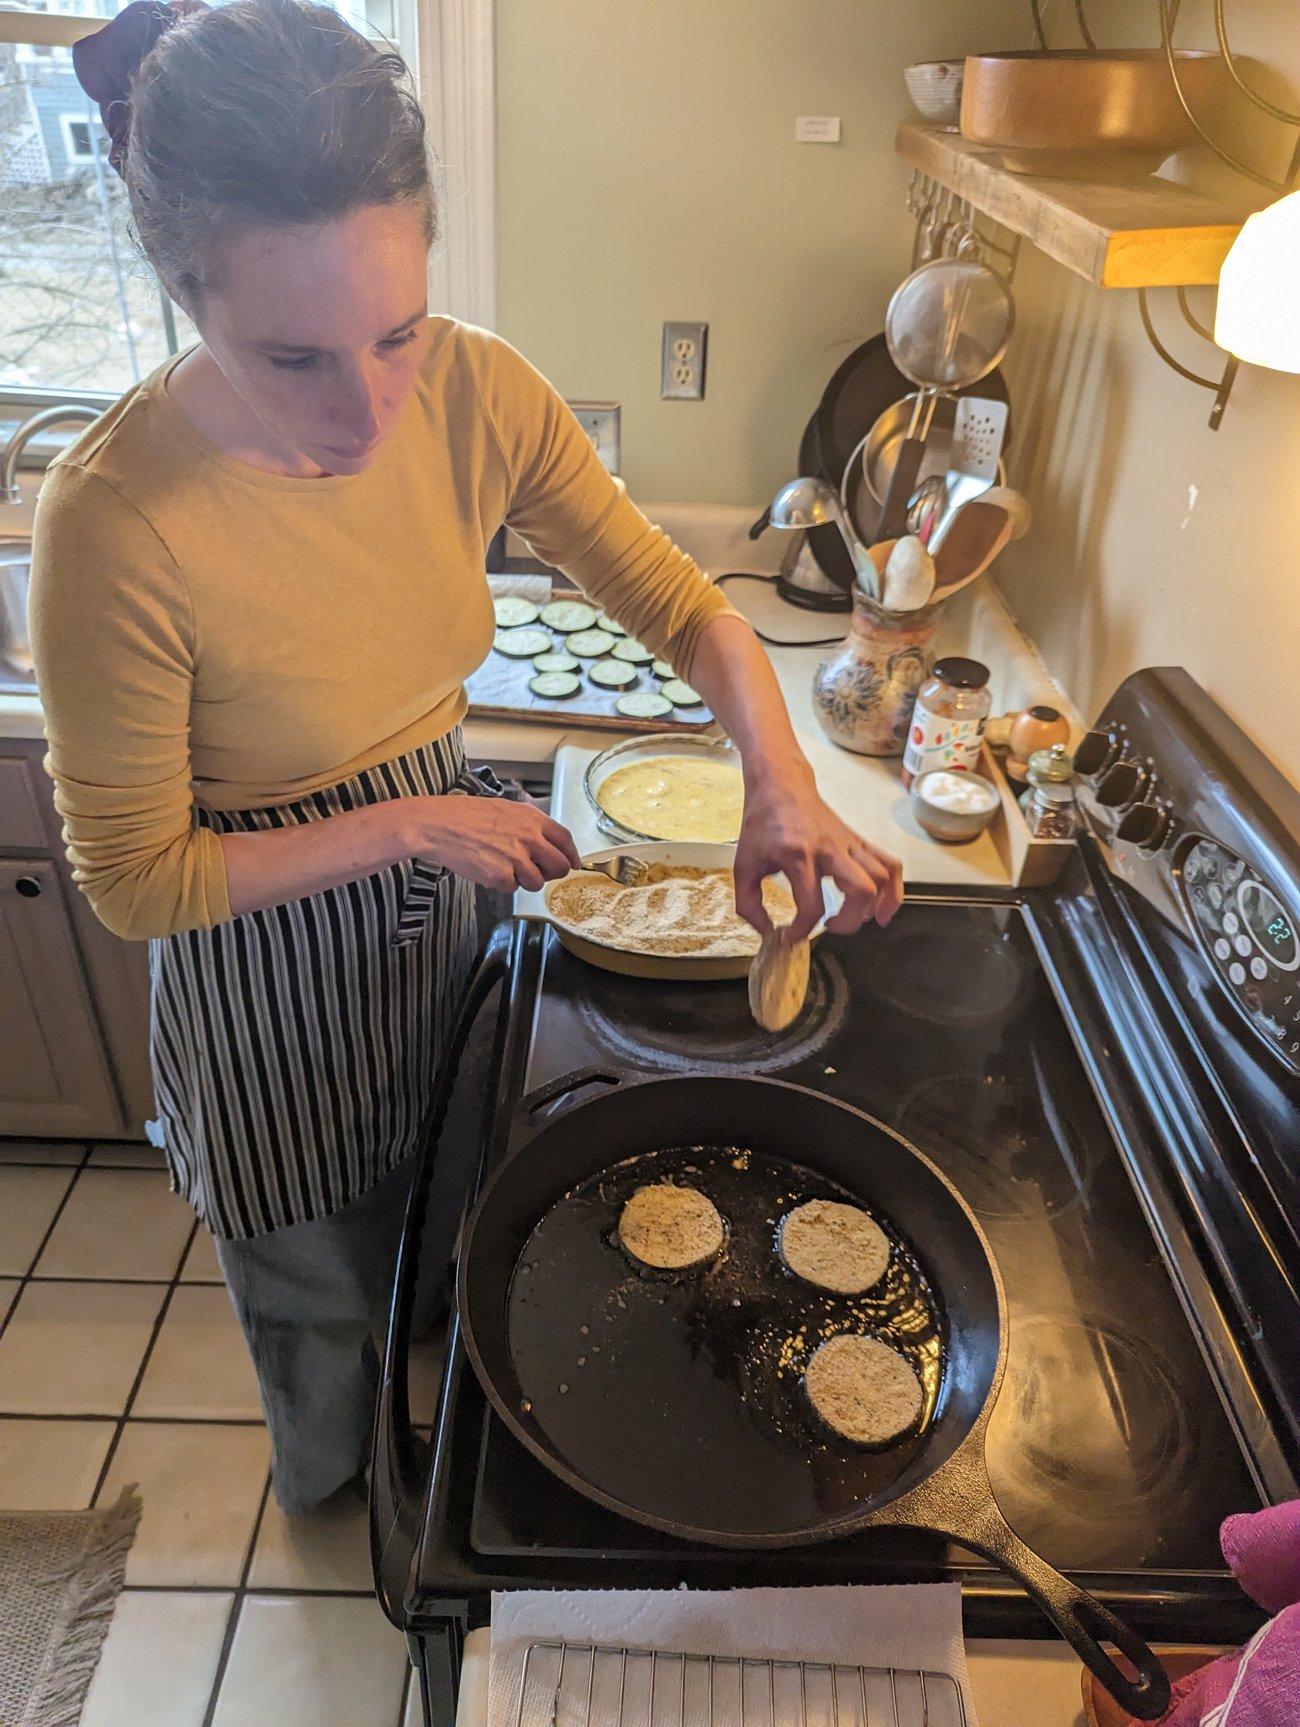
[596, 755, 743, 842]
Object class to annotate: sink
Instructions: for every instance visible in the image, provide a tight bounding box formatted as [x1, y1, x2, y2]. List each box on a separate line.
[0, 538, 35, 694]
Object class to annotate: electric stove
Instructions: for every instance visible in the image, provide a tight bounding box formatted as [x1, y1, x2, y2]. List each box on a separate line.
[372, 668, 1300, 1725]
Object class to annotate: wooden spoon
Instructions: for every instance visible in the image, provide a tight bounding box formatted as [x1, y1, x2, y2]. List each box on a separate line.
[748, 925, 811, 1032]
[931, 499, 1013, 597]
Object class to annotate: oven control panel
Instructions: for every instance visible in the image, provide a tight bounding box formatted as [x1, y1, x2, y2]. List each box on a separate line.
[1178, 838, 1300, 1073]
[1073, 668, 1300, 1080]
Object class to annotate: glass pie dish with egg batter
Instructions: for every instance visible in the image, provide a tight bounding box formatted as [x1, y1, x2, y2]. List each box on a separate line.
[583, 734, 743, 845]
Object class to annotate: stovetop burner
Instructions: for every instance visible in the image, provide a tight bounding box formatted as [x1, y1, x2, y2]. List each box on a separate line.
[988, 1311, 1203, 1570]
[862, 916, 1029, 1026]
[572, 951, 850, 1075]
[893, 1068, 1102, 1224]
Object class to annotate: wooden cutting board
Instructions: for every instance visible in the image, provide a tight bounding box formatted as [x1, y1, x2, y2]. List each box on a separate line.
[465, 636, 716, 734]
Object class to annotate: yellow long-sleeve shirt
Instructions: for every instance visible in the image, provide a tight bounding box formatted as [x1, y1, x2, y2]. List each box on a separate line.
[28, 318, 737, 942]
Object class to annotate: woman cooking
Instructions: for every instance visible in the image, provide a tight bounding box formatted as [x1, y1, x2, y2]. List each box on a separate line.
[30, 0, 903, 1517]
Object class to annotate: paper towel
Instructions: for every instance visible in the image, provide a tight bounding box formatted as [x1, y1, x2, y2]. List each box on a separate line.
[489, 1585, 975, 1727]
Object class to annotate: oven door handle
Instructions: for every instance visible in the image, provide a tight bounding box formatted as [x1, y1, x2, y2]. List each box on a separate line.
[370, 921, 513, 1625]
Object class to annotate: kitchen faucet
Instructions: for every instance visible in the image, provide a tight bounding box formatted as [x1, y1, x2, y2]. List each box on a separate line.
[1, 404, 103, 505]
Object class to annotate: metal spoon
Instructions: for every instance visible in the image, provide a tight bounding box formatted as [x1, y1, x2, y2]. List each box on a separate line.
[906, 474, 948, 544]
[768, 477, 879, 599]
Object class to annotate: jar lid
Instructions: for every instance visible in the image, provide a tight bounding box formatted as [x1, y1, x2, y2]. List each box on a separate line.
[932, 656, 990, 690]
[1027, 743, 1076, 784]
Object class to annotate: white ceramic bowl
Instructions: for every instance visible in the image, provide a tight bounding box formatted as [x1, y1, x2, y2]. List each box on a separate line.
[911, 770, 1000, 844]
[903, 60, 965, 128]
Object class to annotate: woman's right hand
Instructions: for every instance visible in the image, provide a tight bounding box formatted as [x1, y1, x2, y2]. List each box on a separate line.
[413, 795, 582, 892]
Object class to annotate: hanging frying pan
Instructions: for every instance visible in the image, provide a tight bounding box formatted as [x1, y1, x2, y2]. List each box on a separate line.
[458, 1072, 1171, 1723]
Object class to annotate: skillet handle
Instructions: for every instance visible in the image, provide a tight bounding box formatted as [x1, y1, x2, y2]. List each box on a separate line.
[959, 1501, 1172, 1721]
[519, 1066, 625, 1123]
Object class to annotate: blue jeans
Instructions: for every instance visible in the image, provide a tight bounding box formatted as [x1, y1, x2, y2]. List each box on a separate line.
[215, 1155, 423, 1516]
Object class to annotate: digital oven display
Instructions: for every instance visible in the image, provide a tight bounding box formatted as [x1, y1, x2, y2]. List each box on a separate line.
[1238, 880, 1299, 972]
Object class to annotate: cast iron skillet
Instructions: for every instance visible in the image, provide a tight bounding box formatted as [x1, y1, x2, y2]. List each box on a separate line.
[458, 1071, 1171, 1722]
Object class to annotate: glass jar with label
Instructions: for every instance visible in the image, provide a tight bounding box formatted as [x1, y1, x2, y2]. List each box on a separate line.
[901, 657, 992, 790]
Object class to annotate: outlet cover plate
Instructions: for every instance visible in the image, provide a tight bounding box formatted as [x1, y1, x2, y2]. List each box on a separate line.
[661, 321, 708, 401]
[567, 401, 621, 474]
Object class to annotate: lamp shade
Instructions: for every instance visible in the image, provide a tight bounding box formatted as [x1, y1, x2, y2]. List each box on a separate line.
[1214, 190, 1300, 373]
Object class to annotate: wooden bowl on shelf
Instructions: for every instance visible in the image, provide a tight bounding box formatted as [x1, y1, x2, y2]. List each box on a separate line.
[960, 49, 1227, 179]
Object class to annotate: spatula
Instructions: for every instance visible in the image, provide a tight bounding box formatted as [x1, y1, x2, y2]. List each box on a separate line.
[929, 396, 1008, 552]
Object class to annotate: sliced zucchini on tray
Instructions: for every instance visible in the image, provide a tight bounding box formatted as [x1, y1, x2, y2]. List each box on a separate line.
[492, 596, 540, 628]
[493, 627, 553, 658]
[615, 691, 674, 720]
[540, 600, 598, 634]
[566, 629, 617, 659]
[588, 658, 639, 688]
[528, 671, 582, 700]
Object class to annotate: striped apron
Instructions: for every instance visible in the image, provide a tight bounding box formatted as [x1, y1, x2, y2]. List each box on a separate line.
[148, 730, 489, 1240]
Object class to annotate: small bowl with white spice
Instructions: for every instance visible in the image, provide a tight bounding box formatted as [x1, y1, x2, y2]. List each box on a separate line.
[911, 770, 1000, 844]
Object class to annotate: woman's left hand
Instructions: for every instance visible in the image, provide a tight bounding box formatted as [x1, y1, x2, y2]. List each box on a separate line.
[735, 762, 904, 944]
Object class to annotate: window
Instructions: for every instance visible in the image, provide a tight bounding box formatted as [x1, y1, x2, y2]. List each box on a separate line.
[0, 0, 494, 423]
[58, 111, 95, 162]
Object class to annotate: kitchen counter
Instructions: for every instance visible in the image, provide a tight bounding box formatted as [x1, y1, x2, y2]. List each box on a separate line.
[1, 503, 1077, 895]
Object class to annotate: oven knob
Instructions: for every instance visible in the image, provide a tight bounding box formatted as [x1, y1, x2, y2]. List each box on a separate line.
[1073, 729, 1120, 777]
[1115, 801, 1170, 852]
[1096, 760, 1145, 810]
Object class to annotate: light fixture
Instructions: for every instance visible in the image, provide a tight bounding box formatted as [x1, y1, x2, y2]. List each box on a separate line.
[1213, 191, 1300, 373]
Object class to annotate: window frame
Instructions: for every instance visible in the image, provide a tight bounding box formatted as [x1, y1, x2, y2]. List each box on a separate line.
[0, 0, 497, 458]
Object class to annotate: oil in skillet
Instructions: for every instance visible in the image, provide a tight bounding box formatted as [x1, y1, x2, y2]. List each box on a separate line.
[507, 1146, 946, 1526]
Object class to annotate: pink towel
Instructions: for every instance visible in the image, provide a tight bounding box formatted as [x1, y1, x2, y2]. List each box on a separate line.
[1132, 1499, 1300, 1725]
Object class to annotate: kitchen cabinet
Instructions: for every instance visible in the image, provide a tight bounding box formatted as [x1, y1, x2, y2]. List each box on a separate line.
[0, 739, 151, 1139]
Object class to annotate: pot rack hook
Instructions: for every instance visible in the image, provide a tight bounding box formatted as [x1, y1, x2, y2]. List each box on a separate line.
[1137, 287, 1239, 431]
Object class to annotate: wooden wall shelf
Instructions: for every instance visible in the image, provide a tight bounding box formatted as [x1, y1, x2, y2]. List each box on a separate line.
[896, 121, 1255, 289]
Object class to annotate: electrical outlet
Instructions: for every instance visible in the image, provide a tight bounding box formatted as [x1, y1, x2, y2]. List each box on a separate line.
[660, 321, 708, 401]
[567, 401, 621, 474]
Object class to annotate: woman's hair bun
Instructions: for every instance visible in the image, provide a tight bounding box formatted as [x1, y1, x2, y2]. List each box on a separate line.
[72, 0, 207, 175]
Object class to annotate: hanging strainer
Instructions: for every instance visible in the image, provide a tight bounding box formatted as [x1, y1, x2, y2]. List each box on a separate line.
[873, 258, 1015, 543]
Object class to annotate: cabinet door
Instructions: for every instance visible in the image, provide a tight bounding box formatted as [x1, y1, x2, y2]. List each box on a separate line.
[0, 860, 123, 1138]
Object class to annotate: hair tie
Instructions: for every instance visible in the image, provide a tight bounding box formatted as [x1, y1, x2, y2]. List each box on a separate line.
[72, 0, 207, 175]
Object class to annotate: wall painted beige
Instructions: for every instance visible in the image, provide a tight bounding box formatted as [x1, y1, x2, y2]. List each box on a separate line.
[496, 0, 1300, 780]
[995, 0, 1300, 777]
[495, 0, 1028, 504]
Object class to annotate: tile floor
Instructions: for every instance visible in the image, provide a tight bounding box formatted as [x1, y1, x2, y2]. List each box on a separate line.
[0, 1138, 441, 1727]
